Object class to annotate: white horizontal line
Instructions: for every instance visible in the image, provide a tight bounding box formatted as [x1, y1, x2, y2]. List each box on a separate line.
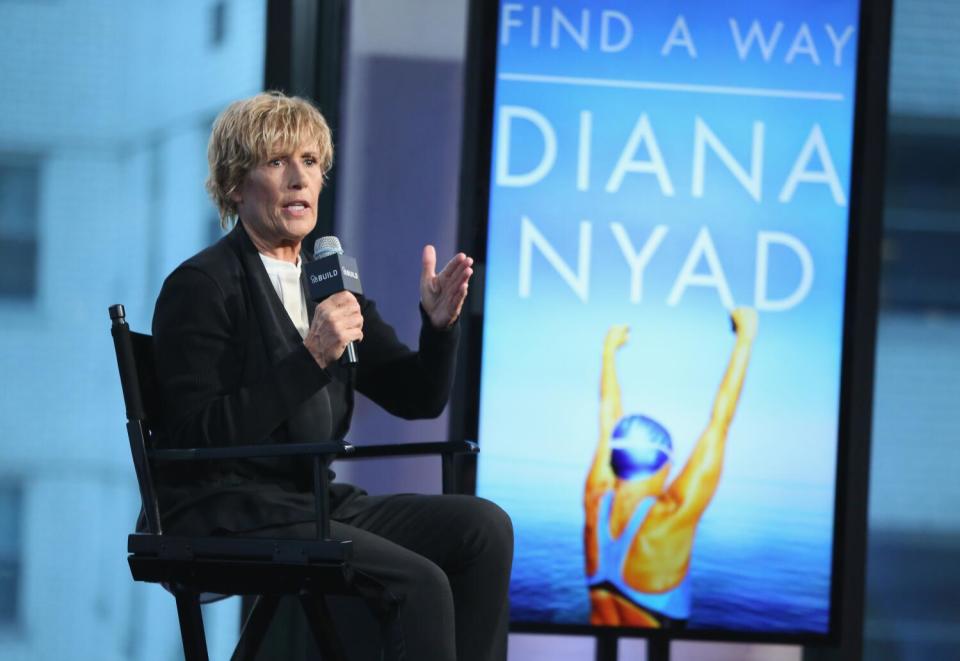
[499, 72, 845, 102]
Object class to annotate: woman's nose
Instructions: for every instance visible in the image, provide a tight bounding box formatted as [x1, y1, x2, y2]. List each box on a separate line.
[287, 161, 307, 188]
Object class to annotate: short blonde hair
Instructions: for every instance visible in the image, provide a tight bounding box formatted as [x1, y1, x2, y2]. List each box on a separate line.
[206, 91, 334, 228]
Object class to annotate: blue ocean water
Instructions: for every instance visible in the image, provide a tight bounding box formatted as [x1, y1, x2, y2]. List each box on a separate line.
[497, 470, 833, 633]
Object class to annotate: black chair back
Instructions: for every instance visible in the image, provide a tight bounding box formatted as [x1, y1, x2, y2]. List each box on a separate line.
[109, 303, 163, 534]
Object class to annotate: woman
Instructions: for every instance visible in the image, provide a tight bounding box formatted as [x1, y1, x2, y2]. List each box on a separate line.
[151, 91, 512, 660]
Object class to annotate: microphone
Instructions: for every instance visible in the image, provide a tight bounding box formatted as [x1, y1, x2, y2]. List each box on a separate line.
[304, 236, 363, 365]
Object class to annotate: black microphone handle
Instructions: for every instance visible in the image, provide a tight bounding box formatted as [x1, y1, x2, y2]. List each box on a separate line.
[341, 340, 358, 366]
[306, 246, 362, 366]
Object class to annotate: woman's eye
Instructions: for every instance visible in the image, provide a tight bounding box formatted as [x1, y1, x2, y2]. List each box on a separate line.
[304, 158, 316, 166]
[268, 159, 283, 167]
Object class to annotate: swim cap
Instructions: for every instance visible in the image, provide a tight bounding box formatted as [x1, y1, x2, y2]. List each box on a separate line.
[609, 415, 672, 480]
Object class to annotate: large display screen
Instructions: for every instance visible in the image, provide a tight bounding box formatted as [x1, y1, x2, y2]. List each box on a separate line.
[475, 0, 862, 636]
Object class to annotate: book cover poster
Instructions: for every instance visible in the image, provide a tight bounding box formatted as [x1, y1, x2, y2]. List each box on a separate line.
[476, 0, 860, 634]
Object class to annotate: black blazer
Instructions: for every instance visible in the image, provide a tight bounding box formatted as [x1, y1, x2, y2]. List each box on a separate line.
[150, 223, 459, 535]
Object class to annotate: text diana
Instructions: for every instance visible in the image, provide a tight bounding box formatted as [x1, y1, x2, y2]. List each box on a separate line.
[497, 106, 847, 206]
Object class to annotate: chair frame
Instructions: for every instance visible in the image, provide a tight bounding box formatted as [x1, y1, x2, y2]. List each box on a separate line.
[109, 304, 478, 661]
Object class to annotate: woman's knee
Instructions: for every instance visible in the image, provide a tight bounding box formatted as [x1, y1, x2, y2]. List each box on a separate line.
[468, 497, 514, 563]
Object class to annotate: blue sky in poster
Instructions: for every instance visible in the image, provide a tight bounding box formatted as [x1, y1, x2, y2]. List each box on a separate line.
[476, 0, 861, 634]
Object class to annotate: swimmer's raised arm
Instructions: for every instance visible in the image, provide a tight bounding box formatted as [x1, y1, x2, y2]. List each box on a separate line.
[600, 325, 628, 437]
[665, 308, 757, 524]
[585, 325, 629, 576]
[590, 325, 628, 482]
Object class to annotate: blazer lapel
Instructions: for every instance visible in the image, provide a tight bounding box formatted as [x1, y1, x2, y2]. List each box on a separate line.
[225, 225, 303, 364]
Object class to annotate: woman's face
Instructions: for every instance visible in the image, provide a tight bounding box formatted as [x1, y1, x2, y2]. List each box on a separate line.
[233, 141, 325, 251]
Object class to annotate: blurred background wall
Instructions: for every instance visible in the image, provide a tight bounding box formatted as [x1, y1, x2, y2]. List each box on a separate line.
[0, 1, 265, 659]
[0, 0, 956, 659]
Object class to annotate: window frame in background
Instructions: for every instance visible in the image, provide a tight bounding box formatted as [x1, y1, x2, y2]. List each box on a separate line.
[0, 157, 41, 302]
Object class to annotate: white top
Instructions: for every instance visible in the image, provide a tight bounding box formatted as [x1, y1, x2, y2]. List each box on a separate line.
[259, 253, 309, 339]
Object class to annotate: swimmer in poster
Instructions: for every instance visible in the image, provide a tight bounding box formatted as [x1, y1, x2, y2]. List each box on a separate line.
[476, 0, 859, 635]
[584, 309, 756, 628]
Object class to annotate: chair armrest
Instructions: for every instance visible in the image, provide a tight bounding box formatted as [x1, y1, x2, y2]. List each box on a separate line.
[149, 441, 354, 462]
[148, 442, 353, 540]
[337, 440, 478, 460]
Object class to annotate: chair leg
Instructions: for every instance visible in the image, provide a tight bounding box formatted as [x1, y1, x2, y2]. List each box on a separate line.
[230, 595, 280, 661]
[299, 593, 348, 661]
[174, 590, 209, 661]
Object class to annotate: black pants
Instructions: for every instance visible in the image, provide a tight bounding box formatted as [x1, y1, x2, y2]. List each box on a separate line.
[250, 494, 513, 661]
